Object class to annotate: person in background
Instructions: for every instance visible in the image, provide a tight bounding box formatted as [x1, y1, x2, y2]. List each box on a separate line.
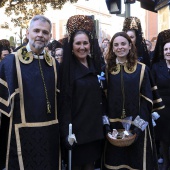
[0, 46, 11, 61]
[122, 16, 151, 67]
[0, 39, 11, 61]
[152, 29, 170, 65]
[0, 39, 10, 47]
[0, 15, 60, 170]
[100, 38, 110, 66]
[145, 39, 154, 62]
[151, 29, 170, 166]
[151, 30, 170, 170]
[59, 15, 106, 170]
[51, 40, 63, 60]
[101, 38, 110, 53]
[45, 42, 52, 55]
[103, 31, 164, 170]
[55, 48, 63, 63]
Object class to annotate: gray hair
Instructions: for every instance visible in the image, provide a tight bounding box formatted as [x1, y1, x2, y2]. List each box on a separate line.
[29, 15, 52, 32]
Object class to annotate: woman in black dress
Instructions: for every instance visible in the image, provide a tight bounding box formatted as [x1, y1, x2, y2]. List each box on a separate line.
[103, 31, 164, 170]
[152, 34, 170, 170]
[59, 15, 106, 170]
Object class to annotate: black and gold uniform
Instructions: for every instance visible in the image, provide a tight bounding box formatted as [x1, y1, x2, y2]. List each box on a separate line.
[0, 44, 60, 170]
[103, 62, 164, 170]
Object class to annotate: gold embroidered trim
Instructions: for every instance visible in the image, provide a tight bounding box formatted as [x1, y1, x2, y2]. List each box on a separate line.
[0, 88, 19, 107]
[44, 50, 53, 66]
[15, 54, 26, 123]
[124, 62, 137, 74]
[152, 105, 165, 112]
[51, 57, 57, 119]
[38, 56, 51, 114]
[0, 78, 8, 87]
[5, 113, 14, 170]
[17, 46, 53, 66]
[109, 118, 134, 124]
[105, 163, 139, 170]
[140, 94, 153, 105]
[15, 120, 59, 170]
[0, 93, 16, 118]
[139, 62, 145, 89]
[111, 63, 137, 75]
[56, 89, 60, 93]
[18, 46, 33, 64]
[153, 98, 162, 104]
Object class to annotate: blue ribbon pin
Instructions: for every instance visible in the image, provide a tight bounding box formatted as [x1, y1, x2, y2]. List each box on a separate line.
[97, 72, 105, 83]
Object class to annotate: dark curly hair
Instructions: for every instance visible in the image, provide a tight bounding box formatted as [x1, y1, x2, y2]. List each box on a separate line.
[106, 32, 137, 72]
[0, 46, 11, 60]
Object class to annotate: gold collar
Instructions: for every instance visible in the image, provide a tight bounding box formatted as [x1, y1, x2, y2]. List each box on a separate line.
[17, 46, 53, 66]
[111, 62, 137, 75]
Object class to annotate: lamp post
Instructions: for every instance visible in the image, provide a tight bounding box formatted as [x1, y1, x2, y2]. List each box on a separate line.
[125, 3, 130, 17]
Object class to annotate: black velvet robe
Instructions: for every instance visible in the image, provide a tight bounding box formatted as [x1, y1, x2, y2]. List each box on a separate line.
[0, 54, 60, 170]
[103, 62, 164, 170]
[151, 60, 170, 144]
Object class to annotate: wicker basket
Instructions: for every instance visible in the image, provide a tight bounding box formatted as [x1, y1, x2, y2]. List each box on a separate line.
[107, 129, 136, 147]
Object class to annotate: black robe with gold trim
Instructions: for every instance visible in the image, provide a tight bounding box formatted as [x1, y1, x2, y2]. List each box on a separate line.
[103, 62, 164, 170]
[152, 60, 170, 144]
[0, 53, 60, 170]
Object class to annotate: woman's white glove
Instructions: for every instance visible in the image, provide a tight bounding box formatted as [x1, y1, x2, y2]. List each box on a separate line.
[152, 112, 160, 127]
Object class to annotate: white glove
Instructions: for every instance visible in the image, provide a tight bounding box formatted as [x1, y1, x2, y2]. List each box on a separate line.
[133, 115, 148, 131]
[152, 112, 160, 120]
[68, 134, 77, 146]
[152, 112, 160, 126]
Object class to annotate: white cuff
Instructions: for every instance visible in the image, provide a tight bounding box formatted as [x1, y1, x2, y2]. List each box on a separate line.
[102, 115, 110, 125]
[152, 112, 160, 120]
[133, 115, 148, 131]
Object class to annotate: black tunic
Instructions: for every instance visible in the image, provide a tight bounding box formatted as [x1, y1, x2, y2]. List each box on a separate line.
[103, 62, 164, 170]
[151, 60, 170, 144]
[0, 53, 60, 170]
[59, 58, 105, 165]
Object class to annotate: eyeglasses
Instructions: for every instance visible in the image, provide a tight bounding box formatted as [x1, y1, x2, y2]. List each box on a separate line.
[55, 54, 62, 58]
[55, 54, 62, 57]
[55, 54, 62, 59]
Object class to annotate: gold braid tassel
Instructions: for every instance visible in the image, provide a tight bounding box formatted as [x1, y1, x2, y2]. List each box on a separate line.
[38, 56, 51, 114]
[120, 65, 126, 119]
[47, 101, 51, 114]
[121, 108, 126, 119]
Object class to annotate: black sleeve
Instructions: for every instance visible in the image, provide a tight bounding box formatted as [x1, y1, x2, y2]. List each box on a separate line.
[57, 63, 72, 140]
[0, 114, 9, 169]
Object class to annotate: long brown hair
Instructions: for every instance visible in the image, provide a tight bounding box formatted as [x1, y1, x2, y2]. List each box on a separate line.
[106, 32, 137, 72]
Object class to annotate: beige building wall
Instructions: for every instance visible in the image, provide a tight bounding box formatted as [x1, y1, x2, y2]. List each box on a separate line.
[145, 10, 158, 50]
[158, 5, 170, 32]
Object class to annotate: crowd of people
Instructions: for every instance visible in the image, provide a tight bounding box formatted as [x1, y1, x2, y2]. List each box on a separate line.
[0, 14, 169, 170]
